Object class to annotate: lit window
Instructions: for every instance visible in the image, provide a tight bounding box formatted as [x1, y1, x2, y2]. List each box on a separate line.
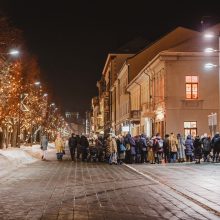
[185, 76, 198, 99]
[184, 121, 197, 137]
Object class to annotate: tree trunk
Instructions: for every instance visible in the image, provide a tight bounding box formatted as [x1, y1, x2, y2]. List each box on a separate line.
[0, 127, 3, 149]
[5, 127, 9, 148]
[11, 124, 18, 147]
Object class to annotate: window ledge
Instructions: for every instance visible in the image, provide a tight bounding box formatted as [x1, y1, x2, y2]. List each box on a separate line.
[181, 99, 204, 108]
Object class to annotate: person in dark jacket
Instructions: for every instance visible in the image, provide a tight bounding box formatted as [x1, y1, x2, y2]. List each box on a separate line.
[193, 136, 202, 164]
[139, 134, 147, 163]
[185, 135, 194, 162]
[163, 134, 170, 163]
[80, 135, 89, 161]
[76, 135, 81, 160]
[211, 133, 220, 163]
[201, 134, 211, 162]
[68, 133, 77, 161]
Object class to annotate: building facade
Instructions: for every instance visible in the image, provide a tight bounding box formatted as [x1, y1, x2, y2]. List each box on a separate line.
[127, 25, 220, 137]
[92, 24, 220, 138]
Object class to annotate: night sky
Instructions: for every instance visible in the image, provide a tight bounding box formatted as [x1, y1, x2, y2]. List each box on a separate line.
[1, 0, 220, 115]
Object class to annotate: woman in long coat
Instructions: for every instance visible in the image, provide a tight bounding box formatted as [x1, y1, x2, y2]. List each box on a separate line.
[55, 133, 64, 160]
[193, 136, 202, 164]
[177, 134, 185, 162]
[108, 135, 117, 165]
[40, 134, 48, 160]
[185, 135, 194, 162]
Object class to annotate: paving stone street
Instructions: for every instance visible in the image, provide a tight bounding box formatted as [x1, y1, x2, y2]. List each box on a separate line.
[0, 148, 220, 220]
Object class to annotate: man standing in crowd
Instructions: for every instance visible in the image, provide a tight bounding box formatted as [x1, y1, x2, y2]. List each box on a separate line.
[68, 133, 77, 161]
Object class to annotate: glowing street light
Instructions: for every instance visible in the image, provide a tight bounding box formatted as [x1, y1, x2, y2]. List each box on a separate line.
[204, 33, 215, 39]
[34, 81, 41, 86]
[204, 48, 218, 53]
[204, 63, 218, 69]
[8, 49, 19, 56]
[43, 93, 48, 97]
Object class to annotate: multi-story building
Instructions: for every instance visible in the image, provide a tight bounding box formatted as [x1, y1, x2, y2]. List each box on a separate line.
[100, 53, 134, 135]
[127, 24, 220, 137]
[93, 24, 220, 138]
[91, 96, 103, 134]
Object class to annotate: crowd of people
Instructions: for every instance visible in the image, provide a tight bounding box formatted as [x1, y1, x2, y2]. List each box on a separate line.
[40, 131, 220, 164]
[66, 132, 220, 165]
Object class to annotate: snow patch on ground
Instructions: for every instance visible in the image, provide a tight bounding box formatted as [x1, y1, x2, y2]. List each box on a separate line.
[0, 143, 55, 178]
[0, 148, 38, 164]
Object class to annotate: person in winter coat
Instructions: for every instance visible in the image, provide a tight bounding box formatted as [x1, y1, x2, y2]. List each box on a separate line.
[163, 134, 170, 163]
[147, 138, 155, 164]
[116, 134, 126, 164]
[80, 134, 89, 161]
[211, 133, 220, 163]
[68, 133, 77, 161]
[139, 134, 147, 163]
[124, 133, 132, 164]
[55, 133, 64, 160]
[155, 133, 163, 164]
[193, 136, 202, 164]
[40, 134, 48, 160]
[177, 134, 185, 162]
[185, 135, 194, 162]
[168, 133, 178, 163]
[108, 134, 117, 165]
[76, 135, 81, 160]
[128, 134, 136, 164]
[201, 133, 211, 162]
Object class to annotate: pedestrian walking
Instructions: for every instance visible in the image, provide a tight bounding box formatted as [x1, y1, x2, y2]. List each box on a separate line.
[68, 133, 77, 161]
[76, 135, 81, 160]
[40, 133, 48, 160]
[55, 133, 64, 161]
[80, 134, 89, 161]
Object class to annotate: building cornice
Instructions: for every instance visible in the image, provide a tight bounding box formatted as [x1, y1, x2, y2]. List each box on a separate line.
[127, 51, 216, 90]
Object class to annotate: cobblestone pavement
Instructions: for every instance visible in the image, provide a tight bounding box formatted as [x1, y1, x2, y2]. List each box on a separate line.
[0, 149, 220, 220]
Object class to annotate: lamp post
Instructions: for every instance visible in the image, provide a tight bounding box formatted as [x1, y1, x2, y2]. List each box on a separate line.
[204, 32, 220, 133]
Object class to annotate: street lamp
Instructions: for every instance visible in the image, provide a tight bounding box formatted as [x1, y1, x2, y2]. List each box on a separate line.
[204, 32, 220, 132]
[204, 63, 218, 69]
[204, 48, 219, 53]
[8, 49, 19, 56]
[34, 81, 41, 86]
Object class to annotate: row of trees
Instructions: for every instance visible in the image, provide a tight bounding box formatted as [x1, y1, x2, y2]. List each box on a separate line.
[0, 17, 70, 148]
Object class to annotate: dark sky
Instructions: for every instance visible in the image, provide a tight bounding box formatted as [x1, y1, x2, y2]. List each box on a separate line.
[1, 0, 220, 115]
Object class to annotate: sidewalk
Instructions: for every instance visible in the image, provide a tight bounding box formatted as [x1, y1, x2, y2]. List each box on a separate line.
[126, 163, 220, 216]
